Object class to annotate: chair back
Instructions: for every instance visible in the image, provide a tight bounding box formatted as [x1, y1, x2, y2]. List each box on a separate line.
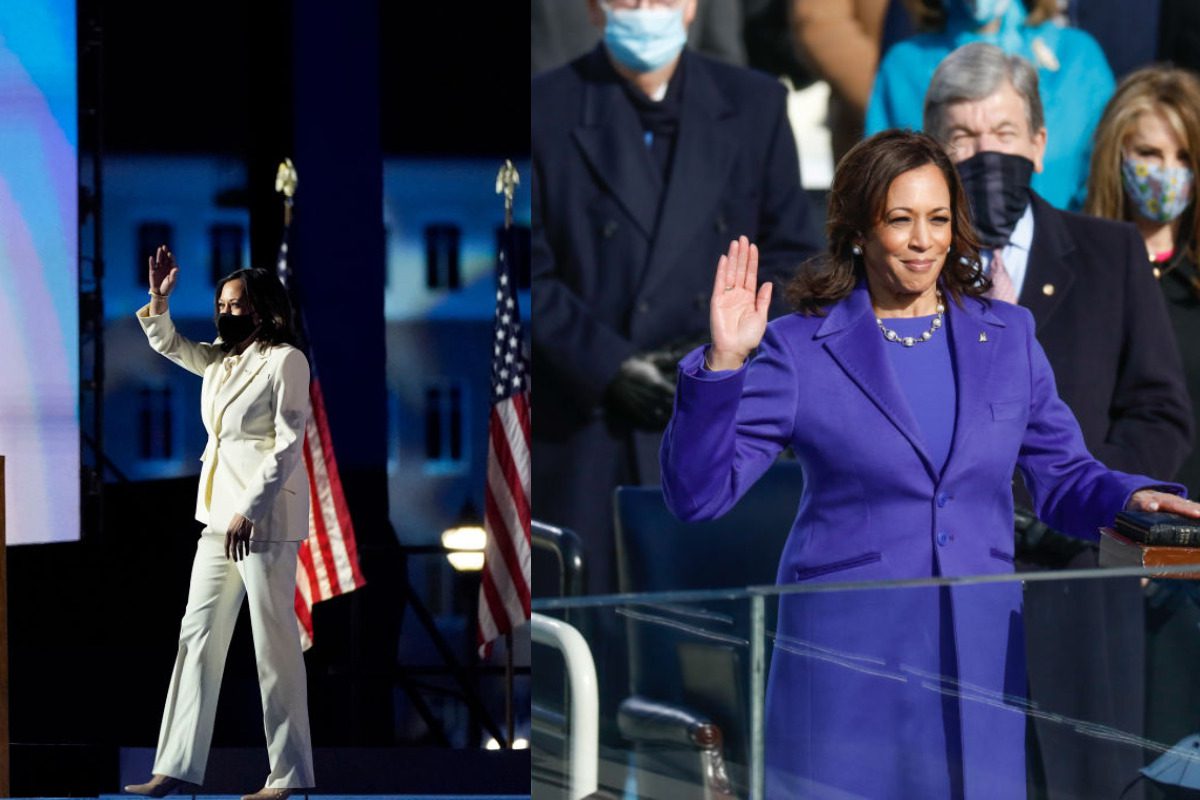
[612, 459, 804, 794]
[614, 459, 803, 594]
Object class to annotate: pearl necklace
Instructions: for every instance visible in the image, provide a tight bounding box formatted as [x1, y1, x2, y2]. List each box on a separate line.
[876, 293, 945, 347]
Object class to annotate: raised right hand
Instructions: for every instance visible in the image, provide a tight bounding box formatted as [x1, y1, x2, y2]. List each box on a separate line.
[148, 244, 179, 297]
[708, 236, 772, 370]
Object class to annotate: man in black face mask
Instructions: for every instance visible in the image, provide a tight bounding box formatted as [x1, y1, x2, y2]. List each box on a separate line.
[925, 42, 1192, 800]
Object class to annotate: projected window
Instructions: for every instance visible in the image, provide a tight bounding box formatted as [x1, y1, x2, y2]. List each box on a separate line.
[424, 381, 466, 467]
[138, 385, 175, 461]
[424, 223, 461, 290]
[137, 221, 174, 285]
[210, 223, 245, 284]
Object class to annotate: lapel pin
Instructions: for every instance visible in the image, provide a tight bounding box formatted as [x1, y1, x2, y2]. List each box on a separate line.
[979, 331, 988, 343]
[1042, 283, 1055, 296]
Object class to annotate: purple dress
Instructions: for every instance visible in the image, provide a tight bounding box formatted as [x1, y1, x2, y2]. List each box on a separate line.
[660, 282, 1174, 798]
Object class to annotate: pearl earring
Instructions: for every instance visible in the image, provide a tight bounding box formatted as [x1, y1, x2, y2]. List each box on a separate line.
[852, 245, 863, 256]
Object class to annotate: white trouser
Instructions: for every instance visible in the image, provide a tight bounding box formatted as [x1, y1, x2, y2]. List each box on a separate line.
[153, 531, 314, 789]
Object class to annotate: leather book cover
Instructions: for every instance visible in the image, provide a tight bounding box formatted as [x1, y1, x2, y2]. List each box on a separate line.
[1113, 510, 1200, 547]
[1100, 528, 1200, 577]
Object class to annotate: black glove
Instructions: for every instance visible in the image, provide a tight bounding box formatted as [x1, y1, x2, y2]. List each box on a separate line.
[643, 335, 711, 385]
[1013, 505, 1091, 568]
[606, 354, 676, 430]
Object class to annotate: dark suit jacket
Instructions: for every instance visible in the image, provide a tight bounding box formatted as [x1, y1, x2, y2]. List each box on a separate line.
[1019, 192, 1191, 478]
[531, 45, 820, 591]
[1018, 192, 1191, 800]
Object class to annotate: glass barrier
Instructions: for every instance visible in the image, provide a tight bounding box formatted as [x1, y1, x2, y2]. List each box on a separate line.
[532, 566, 1200, 800]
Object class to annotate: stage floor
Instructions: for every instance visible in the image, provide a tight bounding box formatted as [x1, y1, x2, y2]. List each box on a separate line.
[10, 745, 531, 797]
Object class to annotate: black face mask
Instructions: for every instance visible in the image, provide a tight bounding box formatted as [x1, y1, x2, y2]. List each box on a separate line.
[217, 313, 258, 345]
[956, 150, 1035, 248]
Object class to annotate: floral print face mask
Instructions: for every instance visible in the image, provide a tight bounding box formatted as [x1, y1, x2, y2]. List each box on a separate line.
[1122, 156, 1194, 223]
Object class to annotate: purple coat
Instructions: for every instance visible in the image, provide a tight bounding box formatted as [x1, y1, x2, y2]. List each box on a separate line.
[660, 283, 1167, 798]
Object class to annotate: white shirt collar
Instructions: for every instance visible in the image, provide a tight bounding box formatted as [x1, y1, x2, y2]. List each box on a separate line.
[1007, 203, 1034, 253]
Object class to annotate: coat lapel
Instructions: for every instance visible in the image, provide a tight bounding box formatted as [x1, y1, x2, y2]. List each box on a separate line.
[638, 53, 737, 298]
[1018, 193, 1074, 329]
[210, 345, 271, 434]
[942, 295, 1005, 471]
[571, 47, 660, 239]
[819, 284, 937, 479]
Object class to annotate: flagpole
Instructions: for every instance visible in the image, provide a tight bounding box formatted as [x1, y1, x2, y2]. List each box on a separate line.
[505, 631, 514, 749]
[495, 159, 519, 750]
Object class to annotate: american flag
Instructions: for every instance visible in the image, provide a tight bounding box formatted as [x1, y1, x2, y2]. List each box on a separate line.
[477, 229, 532, 658]
[276, 212, 367, 650]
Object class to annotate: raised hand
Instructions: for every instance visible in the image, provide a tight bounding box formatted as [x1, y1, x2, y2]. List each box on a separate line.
[148, 245, 179, 297]
[708, 236, 772, 371]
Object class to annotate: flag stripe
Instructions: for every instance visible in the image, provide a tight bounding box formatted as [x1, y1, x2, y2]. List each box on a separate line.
[489, 403, 531, 534]
[302, 436, 337, 597]
[487, 424, 530, 606]
[295, 543, 317, 648]
[484, 471, 531, 620]
[512, 390, 531, 446]
[297, 531, 322, 613]
[311, 377, 366, 587]
[305, 432, 341, 597]
[308, 427, 361, 595]
[499, 396, 531, 496]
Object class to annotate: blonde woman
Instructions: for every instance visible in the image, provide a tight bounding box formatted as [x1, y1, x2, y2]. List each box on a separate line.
[1086, 65, 1200, 494]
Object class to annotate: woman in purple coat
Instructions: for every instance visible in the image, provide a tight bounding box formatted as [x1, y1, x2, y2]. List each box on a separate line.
[660, 130, 1200, 798]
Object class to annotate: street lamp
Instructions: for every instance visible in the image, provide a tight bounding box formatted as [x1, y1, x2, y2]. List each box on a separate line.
[442, 499, 486, 571]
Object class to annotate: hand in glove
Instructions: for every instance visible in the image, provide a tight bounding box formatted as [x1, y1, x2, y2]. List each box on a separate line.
[606, 354, 677, 430]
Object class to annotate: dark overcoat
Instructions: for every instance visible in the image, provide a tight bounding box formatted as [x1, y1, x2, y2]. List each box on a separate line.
[1017, 194, 1191, 799]
[531, 45, 820, 591]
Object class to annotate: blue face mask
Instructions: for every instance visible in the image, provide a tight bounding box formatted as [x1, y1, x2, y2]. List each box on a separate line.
[1122, 157, 1194, 224]
[603, 3, 688, 73]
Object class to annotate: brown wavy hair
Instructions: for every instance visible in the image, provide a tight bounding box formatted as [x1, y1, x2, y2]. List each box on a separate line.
[785, 130, 988, 314]
[1085, 65, 1200, 266]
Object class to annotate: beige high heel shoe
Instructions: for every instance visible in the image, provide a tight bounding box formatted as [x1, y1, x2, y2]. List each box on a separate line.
[240, 789, 296, 800]
[123, 774, 196, 797]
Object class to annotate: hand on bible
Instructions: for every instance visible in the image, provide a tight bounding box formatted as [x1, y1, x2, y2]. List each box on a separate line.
[1127, 490, 1200, 518]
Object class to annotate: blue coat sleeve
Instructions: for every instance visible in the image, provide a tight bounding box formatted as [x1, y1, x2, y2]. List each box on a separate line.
[660, 325, 798, 521]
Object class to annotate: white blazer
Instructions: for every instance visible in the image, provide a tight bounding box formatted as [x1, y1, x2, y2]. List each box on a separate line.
[138, 305, 312, 542]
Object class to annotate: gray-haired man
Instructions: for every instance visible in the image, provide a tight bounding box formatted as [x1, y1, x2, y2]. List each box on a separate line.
[925, 42, 1191, 800]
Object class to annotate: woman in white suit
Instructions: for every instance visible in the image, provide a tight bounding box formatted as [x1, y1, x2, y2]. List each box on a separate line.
[125, 247, 314, 800]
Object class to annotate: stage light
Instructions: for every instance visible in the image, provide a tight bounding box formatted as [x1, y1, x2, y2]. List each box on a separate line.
[442, 499, 486, 572]
[446, 551, 485, 571]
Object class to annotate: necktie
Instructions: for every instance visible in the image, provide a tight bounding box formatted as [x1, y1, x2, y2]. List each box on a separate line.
[988, 247, 1018, 304]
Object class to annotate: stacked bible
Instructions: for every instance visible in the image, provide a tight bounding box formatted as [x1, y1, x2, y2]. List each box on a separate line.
[1099, 511, 1200, 577]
